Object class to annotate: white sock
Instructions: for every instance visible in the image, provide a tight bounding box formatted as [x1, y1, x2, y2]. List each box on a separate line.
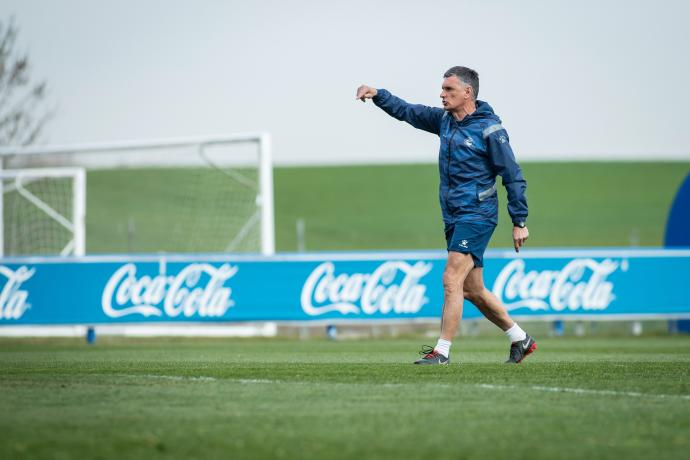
[505, 323, 527, 343]
[434, 338, 451, 358]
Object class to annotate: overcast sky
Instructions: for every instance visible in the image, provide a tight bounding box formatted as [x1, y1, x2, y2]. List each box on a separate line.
[5, 0, 690, 164]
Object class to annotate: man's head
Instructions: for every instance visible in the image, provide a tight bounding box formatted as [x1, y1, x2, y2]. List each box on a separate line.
[440, 66, 479, 112]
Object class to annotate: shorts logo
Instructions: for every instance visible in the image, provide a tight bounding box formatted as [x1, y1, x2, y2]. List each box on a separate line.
[498, 135, 507, 144]
[459, 240, 469, 248]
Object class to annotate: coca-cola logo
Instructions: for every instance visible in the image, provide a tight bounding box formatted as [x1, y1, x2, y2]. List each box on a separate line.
[102, 263, 238, 318]
[0, 265, 35, 320]
[301, 261, 432, 316]
[492, 258, 619, 312]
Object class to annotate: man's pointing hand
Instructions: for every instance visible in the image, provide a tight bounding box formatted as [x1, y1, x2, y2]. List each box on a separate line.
[513, 226, 529, 253]
[356, 85, 377, 102]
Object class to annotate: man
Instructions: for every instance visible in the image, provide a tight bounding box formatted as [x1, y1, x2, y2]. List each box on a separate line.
[356, 66, 536, 365]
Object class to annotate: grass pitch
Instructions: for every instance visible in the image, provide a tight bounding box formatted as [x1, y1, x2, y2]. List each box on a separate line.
[1, 336, 689, 460]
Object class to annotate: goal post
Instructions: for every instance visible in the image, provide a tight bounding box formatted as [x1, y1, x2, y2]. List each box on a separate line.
[258, 133, 275, 257]
[0, 133, 275, 256]
[0, 167, 86, 257]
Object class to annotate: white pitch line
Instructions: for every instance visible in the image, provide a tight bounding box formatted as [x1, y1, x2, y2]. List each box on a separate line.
[107, 374, 218, 382]
[137, 374, 218, 382]
[234, 378, 277, 384]
[116, 374, 278, 384]
[109, 375, 690, 400]
[476, 383, 690, 400]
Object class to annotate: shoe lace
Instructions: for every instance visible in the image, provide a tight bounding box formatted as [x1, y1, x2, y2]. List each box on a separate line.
[419, 345, 438, 359]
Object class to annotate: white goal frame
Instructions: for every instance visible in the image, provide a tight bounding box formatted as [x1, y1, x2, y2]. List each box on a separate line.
[0, 167, 86, 257]
[0, 133, 275, 256]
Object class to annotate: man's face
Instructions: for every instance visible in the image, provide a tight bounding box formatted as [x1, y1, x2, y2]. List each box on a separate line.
[440, 76, 471, 111]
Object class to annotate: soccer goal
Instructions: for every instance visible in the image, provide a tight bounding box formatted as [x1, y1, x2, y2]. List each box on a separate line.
[1, 167, 86, 257]
[0, 133, 275, 256]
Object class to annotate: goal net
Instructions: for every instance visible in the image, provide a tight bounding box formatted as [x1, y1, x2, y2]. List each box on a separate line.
[1, 167, 86, 257]
[0, 133, 274, 256]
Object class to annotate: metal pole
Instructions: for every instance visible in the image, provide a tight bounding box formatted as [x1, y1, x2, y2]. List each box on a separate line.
[296, 218, 306, 252]
[259, 133, 275, 255]
[0, 133, 267, 157]
[73, 168, 86, 256]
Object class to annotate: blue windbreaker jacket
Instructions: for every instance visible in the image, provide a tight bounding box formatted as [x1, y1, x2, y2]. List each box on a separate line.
[373, 89, 528, 227]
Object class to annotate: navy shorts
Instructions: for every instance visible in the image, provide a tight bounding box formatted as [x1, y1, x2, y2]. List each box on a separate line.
[445, 221, 496, 267]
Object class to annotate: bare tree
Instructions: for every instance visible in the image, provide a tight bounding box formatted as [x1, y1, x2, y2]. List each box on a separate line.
[0, 17, 53, 146]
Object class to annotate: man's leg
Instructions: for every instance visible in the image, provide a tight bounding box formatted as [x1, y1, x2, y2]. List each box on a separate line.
[414, 251, 474, 364]
[463, 267, 513, 330]
[440, 252, 475, 340]
[464, 267, 537, 363]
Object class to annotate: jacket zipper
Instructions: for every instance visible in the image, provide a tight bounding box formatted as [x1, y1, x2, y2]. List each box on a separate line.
[445, 124, 458, 211]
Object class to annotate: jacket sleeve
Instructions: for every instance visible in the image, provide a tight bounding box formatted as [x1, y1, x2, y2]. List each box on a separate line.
[485, 125, 528, 225]
[372, 89, 444, 135]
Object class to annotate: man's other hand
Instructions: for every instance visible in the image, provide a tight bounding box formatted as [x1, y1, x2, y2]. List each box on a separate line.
[513, 226, 529, 252]
[356, 85, 377, 102]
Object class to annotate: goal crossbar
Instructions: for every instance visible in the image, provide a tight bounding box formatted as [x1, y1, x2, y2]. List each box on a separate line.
[0, 133, 267, 156]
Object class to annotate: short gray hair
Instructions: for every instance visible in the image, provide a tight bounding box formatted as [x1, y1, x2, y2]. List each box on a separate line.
[443, 66, 479, 100]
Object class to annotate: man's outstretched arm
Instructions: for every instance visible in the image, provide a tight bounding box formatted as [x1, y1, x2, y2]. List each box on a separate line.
[356, 85, 444, 135]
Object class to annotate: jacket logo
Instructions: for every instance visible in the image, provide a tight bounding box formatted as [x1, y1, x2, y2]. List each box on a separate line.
[498, 135, 507, 144]
[464, 137, 473, 147]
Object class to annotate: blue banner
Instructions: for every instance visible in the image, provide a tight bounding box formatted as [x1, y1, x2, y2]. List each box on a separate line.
[1, 249, 689, 325]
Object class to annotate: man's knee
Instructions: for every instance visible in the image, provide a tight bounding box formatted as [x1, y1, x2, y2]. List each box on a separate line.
[463, 287, 485, 304]
[443, 252, 473, 292]
[443, 257, 470, 291]
[442, 269, 462, 294]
